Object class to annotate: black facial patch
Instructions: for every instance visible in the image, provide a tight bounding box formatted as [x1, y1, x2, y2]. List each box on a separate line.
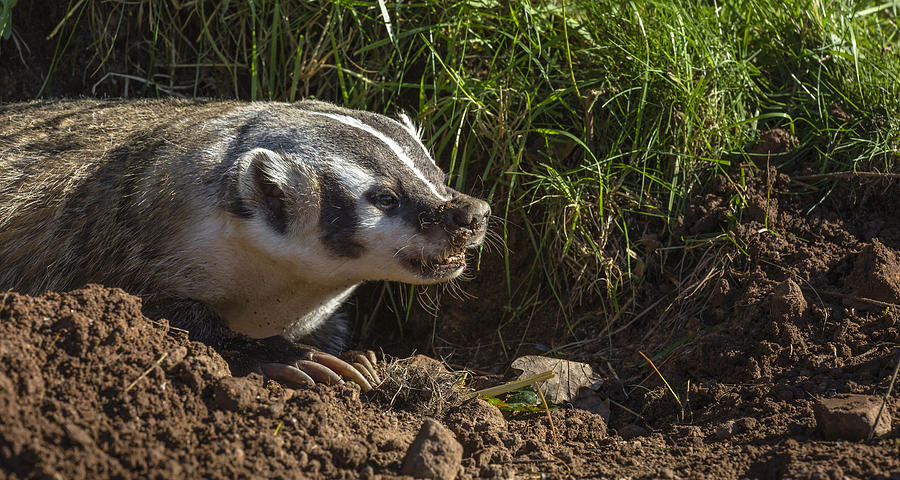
[363, 183, 436, 236]
[226, 197, 254, 219]
[319, 170, 365, 258]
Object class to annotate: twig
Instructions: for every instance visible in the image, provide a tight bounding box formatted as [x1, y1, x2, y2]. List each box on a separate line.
[47, 0, 87, 39]
[147, 318, 189, 335]
[464, 370, 555, 401]
[638, 351, 684, 414]
[818, 290, 900, 310]
[535, 383, 559, 447]
[792, 171, 900, 181]
[91, 72, 187, 97]
[125, 352, 169, 393]
[608, 398, 644, 421]
[868, 351, 900, 441]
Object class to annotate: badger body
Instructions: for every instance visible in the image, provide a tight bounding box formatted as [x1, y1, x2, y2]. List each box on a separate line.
[0, 99, 490, 349]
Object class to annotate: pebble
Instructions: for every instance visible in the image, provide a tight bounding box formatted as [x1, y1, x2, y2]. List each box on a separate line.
[813, 394, 891, 440]
[401, 418, 463, 480]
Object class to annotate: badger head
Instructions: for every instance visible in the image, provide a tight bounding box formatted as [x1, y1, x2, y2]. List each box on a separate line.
[229, 102, 490, 289]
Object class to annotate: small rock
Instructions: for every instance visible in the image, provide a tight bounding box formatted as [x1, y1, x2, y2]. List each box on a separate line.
[401, 418, 463, 480]
[771, 279, 807, 321]
[63, 422, 94, 448]
[214, 377, 258, 412]
[659, 467, 677, 479]
[813, 394, 891, 440]
[161, 346, 188, 370]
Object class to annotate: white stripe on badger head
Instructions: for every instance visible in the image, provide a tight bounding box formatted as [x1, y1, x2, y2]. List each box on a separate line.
[397, 113, 435, 165]
[307, 111, 449, 201]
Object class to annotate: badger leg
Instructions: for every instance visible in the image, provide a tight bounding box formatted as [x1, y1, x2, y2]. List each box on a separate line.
[146, 300, 378, 390]
[258, 311, 378, 391]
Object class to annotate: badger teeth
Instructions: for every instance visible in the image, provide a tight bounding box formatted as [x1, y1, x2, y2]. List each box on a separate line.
[435, 251, 465, 265]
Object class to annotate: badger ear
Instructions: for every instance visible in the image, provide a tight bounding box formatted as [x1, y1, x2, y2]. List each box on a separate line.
[236, 148, 319, 234]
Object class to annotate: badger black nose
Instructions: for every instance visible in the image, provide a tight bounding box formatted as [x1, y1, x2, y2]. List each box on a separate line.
[443, 197, 491, 231]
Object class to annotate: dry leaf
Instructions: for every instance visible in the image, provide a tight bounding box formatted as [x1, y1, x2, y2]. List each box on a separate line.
[510, 355, 603, 404]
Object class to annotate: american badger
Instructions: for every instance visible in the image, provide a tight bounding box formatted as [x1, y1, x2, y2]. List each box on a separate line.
[0, 99, 490, 390]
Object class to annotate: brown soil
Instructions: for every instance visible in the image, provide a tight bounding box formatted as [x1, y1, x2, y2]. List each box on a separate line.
[0, 287, 606, 479]
[2, 167, 899, 479]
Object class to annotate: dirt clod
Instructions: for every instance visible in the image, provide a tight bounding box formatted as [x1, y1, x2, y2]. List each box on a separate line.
[844, 239, 900, 309]
[753, 128, 797, 155]
[617, 424, 648, 440]
[214, 376, 260, 412]
[711, 420, 736, 441]
[829, 102, 852, 121]
[771, 278, 808, 321]
[813, 394, 892, 440]
[401, 418, 464, 480]
[708, 278, 732, 307]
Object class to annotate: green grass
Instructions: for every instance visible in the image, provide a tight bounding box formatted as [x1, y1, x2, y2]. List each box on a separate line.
[31, 0, 900, 351]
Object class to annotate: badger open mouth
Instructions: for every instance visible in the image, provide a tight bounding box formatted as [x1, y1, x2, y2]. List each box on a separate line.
[405, 250, 467, 278]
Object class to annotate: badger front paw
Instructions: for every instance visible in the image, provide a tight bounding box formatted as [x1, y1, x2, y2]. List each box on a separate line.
[261, 348, 380, 392]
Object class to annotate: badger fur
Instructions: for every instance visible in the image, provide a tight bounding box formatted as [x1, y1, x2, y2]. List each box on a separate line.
[0, 99, 490, 352]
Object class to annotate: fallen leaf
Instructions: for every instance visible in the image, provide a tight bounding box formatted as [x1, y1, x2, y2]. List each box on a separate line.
[510, 355, 603, 404]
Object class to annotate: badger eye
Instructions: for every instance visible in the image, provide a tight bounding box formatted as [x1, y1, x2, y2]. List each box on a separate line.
[373, 191, 399, 210]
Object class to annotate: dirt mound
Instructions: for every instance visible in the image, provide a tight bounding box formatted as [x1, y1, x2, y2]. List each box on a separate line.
[0, 286, 611, 479]
[593, 167, 900, 478]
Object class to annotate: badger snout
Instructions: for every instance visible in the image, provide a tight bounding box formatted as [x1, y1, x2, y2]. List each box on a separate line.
[441, 195, 491, 247]
[395, 193, 490, 283]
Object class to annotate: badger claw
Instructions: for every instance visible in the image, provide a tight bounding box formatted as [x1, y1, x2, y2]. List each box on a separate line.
[260, 363, 316, 386]
[261, 353, 374, 392]
[310, 352, 373, 392]
[354, 352, 381, 384]
[296, 359, 344, 385]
